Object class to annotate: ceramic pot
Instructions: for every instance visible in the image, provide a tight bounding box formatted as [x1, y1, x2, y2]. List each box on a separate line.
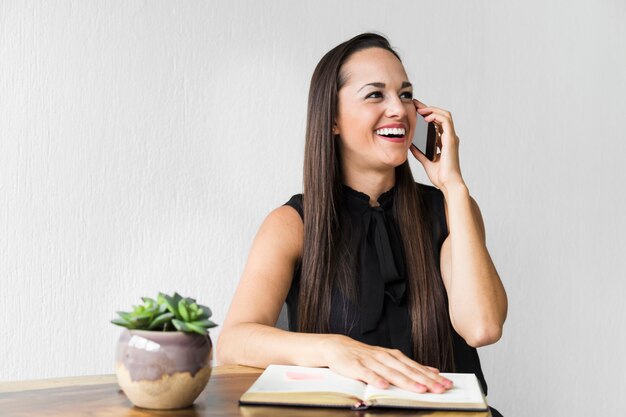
[115, 329, 212, 410]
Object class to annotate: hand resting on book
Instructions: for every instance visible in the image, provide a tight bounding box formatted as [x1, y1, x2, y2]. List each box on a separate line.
[240, 365, 488, 411]
[321, 334, 453, 394]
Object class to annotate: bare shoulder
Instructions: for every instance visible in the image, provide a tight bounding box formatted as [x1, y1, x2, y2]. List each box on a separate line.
[220, 205, 303, 330]
[265, 204, 304, 233]
[258, 205, 304, 262]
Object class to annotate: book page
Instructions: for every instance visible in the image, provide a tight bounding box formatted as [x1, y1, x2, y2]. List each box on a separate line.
[245, 365, 366, 399]
[364, 373, 484, 404]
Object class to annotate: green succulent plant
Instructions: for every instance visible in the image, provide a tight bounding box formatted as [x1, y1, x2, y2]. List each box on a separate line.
[111, 292, 218, 335]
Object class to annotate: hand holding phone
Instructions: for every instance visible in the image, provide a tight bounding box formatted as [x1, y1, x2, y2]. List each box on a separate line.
[411, 99, 465, 191]
[411, 108, 439, 161]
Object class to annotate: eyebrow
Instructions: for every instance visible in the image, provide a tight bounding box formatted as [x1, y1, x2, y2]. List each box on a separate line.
[357, 81, 413, 92]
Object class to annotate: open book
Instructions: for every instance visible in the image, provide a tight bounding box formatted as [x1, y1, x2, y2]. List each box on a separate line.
[239, 364, 488, 411]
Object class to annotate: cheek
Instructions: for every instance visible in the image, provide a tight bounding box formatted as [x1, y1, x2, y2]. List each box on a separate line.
[339, 132, 372, 153]
[341, 116, 378, 143]
[407, 103, 417, 123]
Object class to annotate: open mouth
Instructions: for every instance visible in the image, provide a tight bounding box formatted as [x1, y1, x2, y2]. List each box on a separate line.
[374, 128, 407, 143]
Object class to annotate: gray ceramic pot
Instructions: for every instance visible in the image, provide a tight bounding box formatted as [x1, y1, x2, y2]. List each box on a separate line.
[115, 329, 213, 410]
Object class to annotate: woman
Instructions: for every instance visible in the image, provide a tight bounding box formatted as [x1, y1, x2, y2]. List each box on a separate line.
[217, 32, 507, 404]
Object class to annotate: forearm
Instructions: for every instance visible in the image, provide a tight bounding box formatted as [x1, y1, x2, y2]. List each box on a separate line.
[441, 183, 508, 346]
[217, 323, 336, 368]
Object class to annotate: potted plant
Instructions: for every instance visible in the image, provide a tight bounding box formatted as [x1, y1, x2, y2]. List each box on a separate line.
[111, 292, 218, 410]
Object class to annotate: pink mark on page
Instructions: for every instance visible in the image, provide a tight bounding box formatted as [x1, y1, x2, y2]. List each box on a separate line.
[285, 371, 326, 381]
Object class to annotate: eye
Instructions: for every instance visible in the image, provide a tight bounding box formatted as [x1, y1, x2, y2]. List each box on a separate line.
[366, 91, 383, 99]
[365, 91, 413, 99]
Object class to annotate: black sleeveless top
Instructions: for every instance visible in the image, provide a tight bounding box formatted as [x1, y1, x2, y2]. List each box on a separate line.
[283, 182, 489, 395]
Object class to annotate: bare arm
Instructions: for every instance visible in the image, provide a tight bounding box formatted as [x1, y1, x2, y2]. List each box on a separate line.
[217, 204, 452, 394]
[440, 184, 508, 347]
[410, 98, 508, 348]
[217, 205, 333, 367]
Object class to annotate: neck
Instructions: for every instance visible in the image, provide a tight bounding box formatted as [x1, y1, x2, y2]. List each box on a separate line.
[342, 165, 396, 207]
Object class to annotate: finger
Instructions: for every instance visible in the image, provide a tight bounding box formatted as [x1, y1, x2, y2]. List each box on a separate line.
[381, 363, 445, 394]
[395, 364, 448, 393]
[425, 106, 452, 118]
[412, 98, 428, 110]
[423, 113, 458, 146]
[423, 108, 455, 131]
[398, 360, 452, 388]
[424, 365, 441, 374]
[422, 106, 453, 120]
[386, 351, 452, 390]
[367, 351, 447, 394]
[434, 143, 442, 162]
[364, 357, 430, 393]
[409, 144, 429, 165]
[349, 362, 389, 389]
[410, 145, 437, 169]
[414, 103, 452, 121]
[415, 364, 452, 388]
[424, 112, 449, 128]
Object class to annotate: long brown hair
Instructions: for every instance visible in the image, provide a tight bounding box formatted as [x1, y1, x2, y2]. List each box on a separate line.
[298, 32, 454, 371]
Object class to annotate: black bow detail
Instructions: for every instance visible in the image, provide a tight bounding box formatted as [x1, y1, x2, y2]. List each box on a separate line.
[360, 206, 407, 334]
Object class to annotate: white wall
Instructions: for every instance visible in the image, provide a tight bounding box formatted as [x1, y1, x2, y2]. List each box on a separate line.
[1, 1, 625, 415]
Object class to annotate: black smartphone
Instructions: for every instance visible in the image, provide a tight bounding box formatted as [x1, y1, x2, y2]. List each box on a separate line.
[412, 111, 438, 161]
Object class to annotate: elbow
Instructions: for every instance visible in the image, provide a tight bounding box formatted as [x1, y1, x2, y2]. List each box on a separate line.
[464, 324, 503, 348]
[215, 328, 234, 365]
[456, 297, 508, 348]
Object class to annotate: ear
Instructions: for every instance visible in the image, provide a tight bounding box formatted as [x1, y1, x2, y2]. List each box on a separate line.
[332, 121, 339, 135]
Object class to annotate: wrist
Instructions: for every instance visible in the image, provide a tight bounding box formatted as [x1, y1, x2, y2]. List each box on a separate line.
[318, 334, 344, 366]
[440, 181, 469, 199]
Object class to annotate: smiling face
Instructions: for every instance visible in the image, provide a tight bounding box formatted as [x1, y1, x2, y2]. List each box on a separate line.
[333, 47, 416, 174]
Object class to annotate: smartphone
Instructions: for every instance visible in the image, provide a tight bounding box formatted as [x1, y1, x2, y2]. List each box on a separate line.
[412, 111, 438, 161]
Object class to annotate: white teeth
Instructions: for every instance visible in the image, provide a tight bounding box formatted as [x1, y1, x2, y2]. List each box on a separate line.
[375, 127, 406, 136]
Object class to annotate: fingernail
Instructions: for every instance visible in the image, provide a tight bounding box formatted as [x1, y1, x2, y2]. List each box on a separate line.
[414, 383, 427, 392]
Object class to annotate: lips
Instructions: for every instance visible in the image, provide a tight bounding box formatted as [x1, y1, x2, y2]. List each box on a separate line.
[375, 123, 407, 130]
[374, 122, 408, 144]
[375, 133, 406, 143]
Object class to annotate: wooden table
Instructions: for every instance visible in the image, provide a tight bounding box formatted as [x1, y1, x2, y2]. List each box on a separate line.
[0, 366, 492, 416]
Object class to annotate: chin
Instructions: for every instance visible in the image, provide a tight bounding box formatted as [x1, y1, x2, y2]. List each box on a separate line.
[380, 152, 408, 168]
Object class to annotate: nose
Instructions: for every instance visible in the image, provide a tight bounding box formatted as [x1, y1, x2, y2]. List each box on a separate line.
[384, 95, 408, 119]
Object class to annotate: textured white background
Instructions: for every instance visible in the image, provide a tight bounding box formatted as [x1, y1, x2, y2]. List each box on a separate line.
[1, 0, 625, 415]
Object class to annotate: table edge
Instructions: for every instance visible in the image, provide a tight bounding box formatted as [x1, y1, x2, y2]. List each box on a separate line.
[0, 365, 263, 393]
